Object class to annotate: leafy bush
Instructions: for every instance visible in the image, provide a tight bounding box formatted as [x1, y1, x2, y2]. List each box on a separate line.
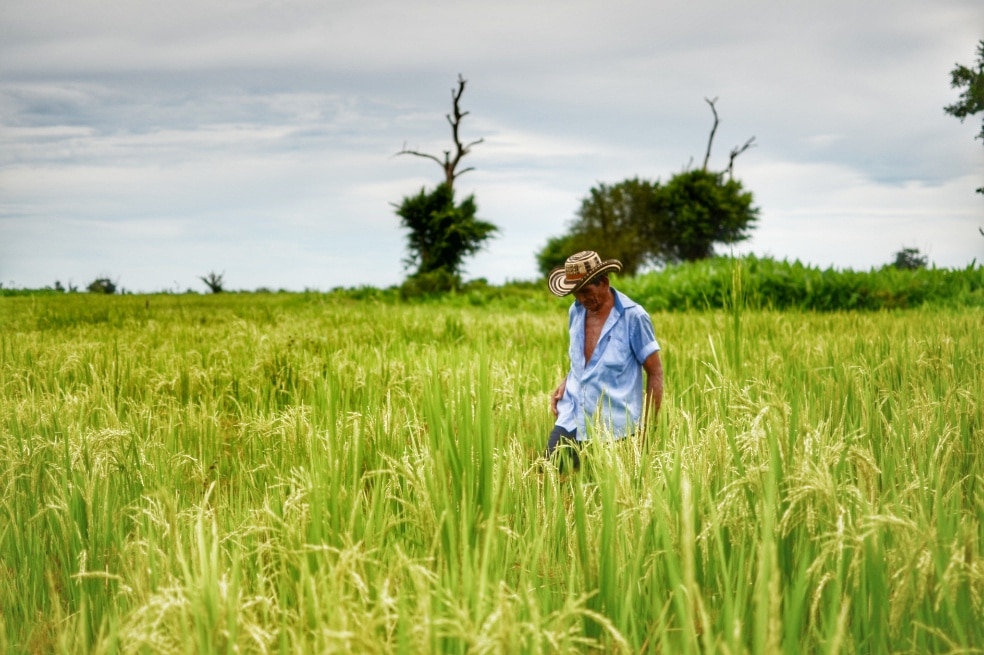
[0, 286, 65, 298]
[620, 256, 984, 312]
[87, 277, 117, 294]
[892, 247, 929, 270]
[399, 269, 461, 298]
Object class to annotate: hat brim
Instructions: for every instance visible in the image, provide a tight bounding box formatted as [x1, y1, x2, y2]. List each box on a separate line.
[547, 261, 621, 297]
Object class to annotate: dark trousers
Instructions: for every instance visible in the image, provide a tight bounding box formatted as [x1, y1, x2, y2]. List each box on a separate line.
[545, 425, 581, 471]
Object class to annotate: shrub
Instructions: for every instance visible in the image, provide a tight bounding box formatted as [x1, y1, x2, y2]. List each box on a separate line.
[400, 269, 461, 299]
[619, 256, 984, 312]
[892, 247, 928, 270]
[87, 277, 117, 294]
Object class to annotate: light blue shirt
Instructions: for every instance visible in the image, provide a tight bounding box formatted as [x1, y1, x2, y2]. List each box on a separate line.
[555, 288, 660, 440]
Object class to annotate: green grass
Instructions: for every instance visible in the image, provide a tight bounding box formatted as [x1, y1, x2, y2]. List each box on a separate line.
[1, 291, 981, 653]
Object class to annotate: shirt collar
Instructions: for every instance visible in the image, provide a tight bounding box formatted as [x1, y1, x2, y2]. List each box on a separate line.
[612, 287, 636, 312]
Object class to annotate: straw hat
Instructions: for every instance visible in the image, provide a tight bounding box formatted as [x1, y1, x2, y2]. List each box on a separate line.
[547, 251, 622, 297]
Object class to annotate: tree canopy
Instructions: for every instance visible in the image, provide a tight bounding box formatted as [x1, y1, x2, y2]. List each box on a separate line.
[395, 183, 497, 281]
[945, 40, 984, 141]
[654, 170, 758, 263]
[536, 99, 759, 276]
[891, 247, 929, 271]
[944, 39, 984, 195]
[567, 178, 661, 275]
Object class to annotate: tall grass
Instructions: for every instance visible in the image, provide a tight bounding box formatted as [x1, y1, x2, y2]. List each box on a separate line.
[0, 291, 981, 653]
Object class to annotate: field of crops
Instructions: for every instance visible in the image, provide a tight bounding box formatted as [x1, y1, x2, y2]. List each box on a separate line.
[1, 290, 981, 654]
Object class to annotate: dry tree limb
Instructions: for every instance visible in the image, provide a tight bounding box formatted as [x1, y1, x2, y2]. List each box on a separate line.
[397, 74, 483, 190]
[727, 137, 756, 179]
[702, 97, 719, 172]
[702, 97, 756, 178]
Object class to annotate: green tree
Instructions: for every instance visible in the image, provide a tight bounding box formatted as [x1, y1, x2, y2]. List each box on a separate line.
[540, 178, 661, 276]
[891, 247, 928, 270]
[655, 169, 758, 262]
[395, 75, 498, 289]
[536, 233, 590, 277]
[536, 169, 757, 272]
[649, 98, 758, 263]
[582, 179, 662, 275]
[395, 182, 497, 282]
[536, 98, 759, 273]
[87, 277, 117, 294]
[944, 39, 984, 196]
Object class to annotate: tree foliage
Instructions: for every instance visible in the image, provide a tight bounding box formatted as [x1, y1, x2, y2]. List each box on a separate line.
[87, 277, 117, 294]
[537, 99, 759, 276]
[564, 178, 661, 276]
[395, 183, 497, 282]
[945, 40, 984, 141]
[536, 168, 758, 275]
[655, 170, 758, 263]
[535, 233, 591, 279]
[944, 39, 984, 196]
[892, 247, 928, 271]
[537, 170, 758, 275]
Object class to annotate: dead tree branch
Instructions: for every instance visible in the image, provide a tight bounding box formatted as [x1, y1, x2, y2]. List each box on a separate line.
[702, 97, 719, 171]
[397, 74, 484, 191]
[702, 97, 756, 177]
[727, 137, 756, 179]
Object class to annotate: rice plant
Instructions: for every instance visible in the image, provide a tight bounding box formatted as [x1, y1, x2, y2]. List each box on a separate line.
[0, 292, 981, 653]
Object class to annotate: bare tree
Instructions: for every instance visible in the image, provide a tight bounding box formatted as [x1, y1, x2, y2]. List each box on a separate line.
[397, 74, 484, 191]
[702, 97, 755, 177]
[200, 271, 225, 293]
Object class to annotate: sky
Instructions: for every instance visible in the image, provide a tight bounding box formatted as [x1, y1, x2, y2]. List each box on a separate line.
[1, 0, 982, 293]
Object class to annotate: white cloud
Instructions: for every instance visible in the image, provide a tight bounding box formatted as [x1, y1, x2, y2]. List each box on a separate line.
[736, 161, 984, 269]
[1, 0, 982, 291]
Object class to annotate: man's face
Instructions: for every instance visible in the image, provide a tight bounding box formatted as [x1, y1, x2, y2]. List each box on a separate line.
[573, 277, 610, 311]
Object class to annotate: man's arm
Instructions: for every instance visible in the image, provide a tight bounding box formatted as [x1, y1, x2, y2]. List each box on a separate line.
[642, 351, 663, 430]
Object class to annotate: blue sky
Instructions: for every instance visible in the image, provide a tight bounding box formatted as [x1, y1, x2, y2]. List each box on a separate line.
[1, 0, 982, 292]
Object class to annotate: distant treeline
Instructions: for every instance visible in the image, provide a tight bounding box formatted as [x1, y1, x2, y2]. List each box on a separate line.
[4, 257, 982, 311]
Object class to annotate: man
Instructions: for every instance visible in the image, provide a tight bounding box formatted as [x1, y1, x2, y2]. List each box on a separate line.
[546, 251, 663, 468]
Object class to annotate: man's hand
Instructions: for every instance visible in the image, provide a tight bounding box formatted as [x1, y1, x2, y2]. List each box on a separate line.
[642, 351, 664, 430]
[550, 379, 567, 418]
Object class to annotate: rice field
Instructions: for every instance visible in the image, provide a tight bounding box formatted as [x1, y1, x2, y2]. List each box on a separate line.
[1, 291, 981, 654]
